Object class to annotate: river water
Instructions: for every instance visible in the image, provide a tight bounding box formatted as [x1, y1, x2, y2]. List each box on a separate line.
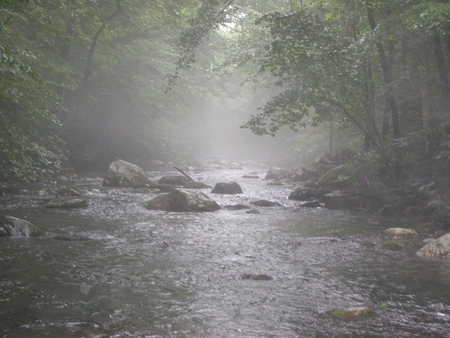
[1, 163, 450, 337]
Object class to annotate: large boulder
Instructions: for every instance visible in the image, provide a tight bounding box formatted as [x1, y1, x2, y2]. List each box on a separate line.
[103, 159, 151, 187]
[265, 167, 292, 180]
[0, 216, 42, 237]
[416, 233, 450, 258]
[288, 187, 328, 201]
[211, 181, 243, 194]
[320, 191, 361, 209]
[316, 164, 351, 188]
[146, 189, 221, 212]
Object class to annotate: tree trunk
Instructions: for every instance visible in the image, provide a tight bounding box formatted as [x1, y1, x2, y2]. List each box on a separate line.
[420, 80, 432, 155]
[432, 32, 450, 109]
[366, 2, 401, 182]
[81, 0, 122, 91]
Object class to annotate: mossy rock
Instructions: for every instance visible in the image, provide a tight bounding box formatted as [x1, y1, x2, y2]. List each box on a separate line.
[1, 216, 43, 237]
[45, 198, 88, 209]
[329, 306, 374, 321]
[382, 240, 404, 251]
[383, 228, 419, 237]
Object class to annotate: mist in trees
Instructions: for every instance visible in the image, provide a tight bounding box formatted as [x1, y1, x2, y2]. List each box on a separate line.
[1, 0, 450, 188]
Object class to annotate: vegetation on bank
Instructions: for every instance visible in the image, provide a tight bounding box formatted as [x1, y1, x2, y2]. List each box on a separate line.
[1, 0, 450, 204]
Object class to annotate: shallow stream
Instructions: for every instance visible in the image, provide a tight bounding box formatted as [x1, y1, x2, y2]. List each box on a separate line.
[1, 163, 450, 337]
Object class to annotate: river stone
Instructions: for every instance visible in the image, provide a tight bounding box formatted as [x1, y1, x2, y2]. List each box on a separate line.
[1, 216, 42, 237]
[183, 181, 212, 189]
[288, 187, 327, 201]
[382, 240, 404, 250]
[224, 204, 251, 210]
[146, 189, 221, 212]
[265, 167, 291, 180]
[103, 159, 151, 187]
[45, 198, 88, 209]
[250, 200, 282, 207]
[242, 174, 260, 179]
[384, 228, 419, 237]
[211, 181, 243, 194]
[320, 191, 360, 209]
[299, 200, 321, 208]
[416, 232, 450, 258]
[329, 306, 373, 321]
[150, 183, 175, 192]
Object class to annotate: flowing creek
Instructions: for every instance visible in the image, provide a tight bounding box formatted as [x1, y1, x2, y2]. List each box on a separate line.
[1, 163, 450, 337]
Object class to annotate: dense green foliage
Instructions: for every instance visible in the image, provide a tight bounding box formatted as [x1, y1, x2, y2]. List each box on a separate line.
[174, 0, 450, 184]
[0, 0, 225, 185]
[2, 0, 450, 187]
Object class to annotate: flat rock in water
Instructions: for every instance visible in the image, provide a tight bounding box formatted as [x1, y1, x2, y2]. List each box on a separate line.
[329, 306, 374, 321]
[224, 204, 251, 210]
[1, 216, 42, 237]
[250, 200, 282, 207]
[242, 175, 260, 179]
[416, 232, 450, 258]
[183, 181, 212, 189]
[45, 198, 88, 209]
[146, 189, 220, 212]
[384, 228, 419, 237]
[299, 200, 321, 208]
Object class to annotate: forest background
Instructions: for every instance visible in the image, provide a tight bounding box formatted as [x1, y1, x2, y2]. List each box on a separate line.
[1, 0, 450, 189]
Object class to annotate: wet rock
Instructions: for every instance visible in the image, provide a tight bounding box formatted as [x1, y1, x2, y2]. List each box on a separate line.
[383, 228, 419, 237]
[240, 274, 273, 281]
[320, 191, 360, 209]
[56, 187, 82, 197]
[1, 216, 43, 237]
[382, 240, 404, 250]
[228, 162, 243, 170]
[183, 181, 212, 189]
[242, 175, 260, 179]
[267, 181, 284, 186]
[416, 232, 450, 258]
[146, 189, 220, 212]
[299, 200, 321, 208]
[246, 209, 260, 214]
[288, 187, 327, 201]
[329, 306, 374, 321]
[150, 183, 175, 193]
[45, 198, 89, 209]
[265, 167, 290, 180]
[158, 176, 192, 186]
[250, 200, 282, 207]
[103, 159, 151, 187]
[211, 181, 243, 195]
